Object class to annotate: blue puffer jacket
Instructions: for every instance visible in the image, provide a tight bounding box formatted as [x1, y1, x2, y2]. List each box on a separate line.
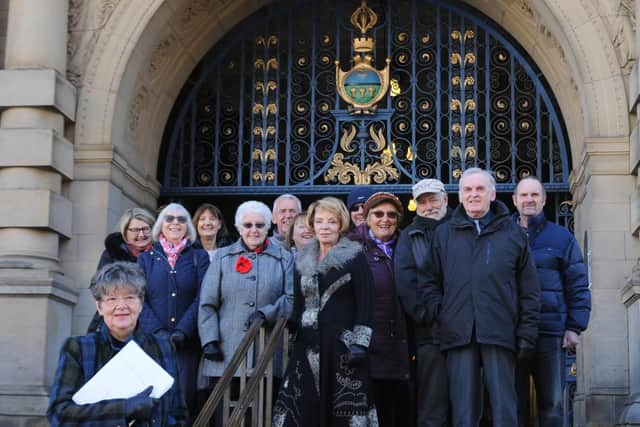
[137, 241, 210, 341]
[513, 212, 591, 336]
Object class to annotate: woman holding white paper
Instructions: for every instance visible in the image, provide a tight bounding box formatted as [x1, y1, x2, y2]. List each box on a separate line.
[47, 261, 188, 426]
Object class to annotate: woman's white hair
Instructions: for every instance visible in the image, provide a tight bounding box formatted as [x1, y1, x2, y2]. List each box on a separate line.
[234, 200, 272, 232]
[152, 202, 197, 241]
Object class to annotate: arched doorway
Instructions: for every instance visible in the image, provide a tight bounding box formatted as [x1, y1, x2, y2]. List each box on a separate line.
[158, 0, 573, 230]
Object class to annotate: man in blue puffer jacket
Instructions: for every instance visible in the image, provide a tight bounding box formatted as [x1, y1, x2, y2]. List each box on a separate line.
[512, 177, 591, 427]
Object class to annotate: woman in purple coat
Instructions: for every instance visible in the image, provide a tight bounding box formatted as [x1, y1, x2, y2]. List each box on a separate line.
[348, 192, 411, 427]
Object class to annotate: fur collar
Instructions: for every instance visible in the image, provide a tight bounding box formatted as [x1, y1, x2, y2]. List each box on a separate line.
[296, 236, 362, 277]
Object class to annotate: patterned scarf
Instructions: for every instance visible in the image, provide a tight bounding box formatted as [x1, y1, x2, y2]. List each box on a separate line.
[368, 229, 395, 259]
[159, 235, 188, 269]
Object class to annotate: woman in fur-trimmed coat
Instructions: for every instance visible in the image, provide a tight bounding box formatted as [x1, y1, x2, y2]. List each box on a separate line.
[273, 197, 377, 427]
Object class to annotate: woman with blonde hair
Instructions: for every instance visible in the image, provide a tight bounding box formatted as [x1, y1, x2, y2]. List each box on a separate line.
[274, 197, 377, 426]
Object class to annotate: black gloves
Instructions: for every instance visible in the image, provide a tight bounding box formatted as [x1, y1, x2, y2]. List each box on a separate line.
[169, 331, 186, 349]
[124, 386, 156, 421]
[246, 311, 265, 327]
[203, 341, 224, 361]
[517, 338, 536, 360]
[346, 344, 367, 367]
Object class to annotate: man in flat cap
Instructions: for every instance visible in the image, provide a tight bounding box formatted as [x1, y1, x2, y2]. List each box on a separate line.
[395, 178, 451, 427]
[420, 168, 540, 426]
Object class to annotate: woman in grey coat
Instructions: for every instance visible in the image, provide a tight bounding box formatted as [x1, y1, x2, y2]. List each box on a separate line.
[197, 200, 294, 420]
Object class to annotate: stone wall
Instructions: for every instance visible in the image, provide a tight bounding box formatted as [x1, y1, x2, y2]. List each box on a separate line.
[0, 0, 7, 68]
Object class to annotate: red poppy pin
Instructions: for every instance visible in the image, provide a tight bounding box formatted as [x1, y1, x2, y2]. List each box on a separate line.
[236, 256, 252, 274]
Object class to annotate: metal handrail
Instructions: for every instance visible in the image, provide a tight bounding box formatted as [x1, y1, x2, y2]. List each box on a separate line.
[193, 318, 265, 427]
[193, 317, 289, 427]
[227, 318, 288, 427]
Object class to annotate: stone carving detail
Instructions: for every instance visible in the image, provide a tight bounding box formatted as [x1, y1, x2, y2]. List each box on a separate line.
[129, 86, 149, 132]
[148, 35, 177, 82]
[67, 0, 120, 86]
[610, 0, 636, 74]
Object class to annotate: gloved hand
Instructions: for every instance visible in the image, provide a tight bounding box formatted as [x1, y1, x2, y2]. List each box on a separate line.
[203, 341, 224, 361]
[346, 344, 367, 367]
[517, 338, 536, 360]
[124, 386, 156, 422]
[246, 311, 265, 326]
[169, 331, 186, 349]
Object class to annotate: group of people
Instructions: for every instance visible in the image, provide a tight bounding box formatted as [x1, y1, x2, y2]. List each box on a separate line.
[46, 167, 591, 427]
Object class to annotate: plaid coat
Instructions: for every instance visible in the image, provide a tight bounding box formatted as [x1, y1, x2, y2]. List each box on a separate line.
[47, 326, 188, 426]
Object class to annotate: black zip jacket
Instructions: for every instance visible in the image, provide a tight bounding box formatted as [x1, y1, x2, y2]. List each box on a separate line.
[394, 210, 451, 346]
[420, 200, 540, 352]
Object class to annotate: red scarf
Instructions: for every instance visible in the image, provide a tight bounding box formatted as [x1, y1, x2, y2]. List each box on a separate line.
[159, 235, 188, 269]
[127, 243, 152, 259]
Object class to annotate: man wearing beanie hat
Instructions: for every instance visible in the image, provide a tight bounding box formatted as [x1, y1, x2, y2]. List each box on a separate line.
[394, 179, 452, 427]
[348, 191, 410, 426]
[346, 186, 375, 228]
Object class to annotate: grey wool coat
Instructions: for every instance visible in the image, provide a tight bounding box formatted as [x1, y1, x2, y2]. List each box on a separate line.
[198, 239, 294, 377]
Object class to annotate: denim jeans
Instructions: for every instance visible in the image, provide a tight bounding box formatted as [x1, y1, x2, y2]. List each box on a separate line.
[516, 335, 565, 427]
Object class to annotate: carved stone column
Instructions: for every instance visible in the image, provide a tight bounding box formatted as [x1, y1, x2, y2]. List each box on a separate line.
[618, 259, 640, 425]
[0, 0, 76, 424]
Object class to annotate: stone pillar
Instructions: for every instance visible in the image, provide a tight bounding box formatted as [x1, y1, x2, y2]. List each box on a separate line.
[618, 261, 640, 425]
[0, 0, 76, 425]
[570, 139, 636, 427]
[618, 1, 640, 424]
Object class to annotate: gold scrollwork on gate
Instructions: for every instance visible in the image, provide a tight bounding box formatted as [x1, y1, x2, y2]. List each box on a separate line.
[324, 151, 400, 185]
[326, 122, 400, 185]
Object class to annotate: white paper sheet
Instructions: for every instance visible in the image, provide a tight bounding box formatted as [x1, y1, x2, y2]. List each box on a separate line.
[72, 340, 175, 404]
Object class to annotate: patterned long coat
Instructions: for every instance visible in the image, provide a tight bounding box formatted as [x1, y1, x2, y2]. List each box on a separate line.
[273, 237, 378, 427]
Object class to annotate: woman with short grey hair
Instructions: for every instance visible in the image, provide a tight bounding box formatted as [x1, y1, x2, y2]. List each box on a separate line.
[48, 261, 188, 426]
[198, 200, 293, 421]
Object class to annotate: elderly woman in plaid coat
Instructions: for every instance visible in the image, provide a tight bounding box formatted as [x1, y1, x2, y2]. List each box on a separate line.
[47, 262, 187, 426]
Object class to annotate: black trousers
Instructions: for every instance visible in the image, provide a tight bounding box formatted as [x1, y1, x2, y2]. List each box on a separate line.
[370, 378, 411, 427]
[416, 343, 450, 427]
[447, 342, 517, 427]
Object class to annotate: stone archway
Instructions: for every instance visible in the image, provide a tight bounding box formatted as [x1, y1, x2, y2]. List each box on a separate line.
[66, 0, 635, 424]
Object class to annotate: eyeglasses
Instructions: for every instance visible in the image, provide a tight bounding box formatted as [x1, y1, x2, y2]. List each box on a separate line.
[350, 203, 364, 212]
[242, 222, 266, 230]
[127, 226, 151, 234]
[370, 210, 399, 219]
[100, 295, 140, 307]
[165, 215, 188, 224]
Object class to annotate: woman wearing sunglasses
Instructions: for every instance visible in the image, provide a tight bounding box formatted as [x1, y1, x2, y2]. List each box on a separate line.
[198, 200, 294, 423]
[347, 192, 411, 427]
[138, 202, 210, 422]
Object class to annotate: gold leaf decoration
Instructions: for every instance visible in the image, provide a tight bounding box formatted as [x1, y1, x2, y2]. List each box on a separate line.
[465, 146, 477, 159]
[369, 124, 386, 152]
[340, 124, 358, 152]
[390, 79, 401, 97]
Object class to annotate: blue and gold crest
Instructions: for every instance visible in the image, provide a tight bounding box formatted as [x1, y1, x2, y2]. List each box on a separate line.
[336, 1, 390, 114]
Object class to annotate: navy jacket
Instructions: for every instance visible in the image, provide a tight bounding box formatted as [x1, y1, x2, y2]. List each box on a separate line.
[513, 212, 591, 336]
[137, 241, 210, 341]
[421, 201, 541, 352]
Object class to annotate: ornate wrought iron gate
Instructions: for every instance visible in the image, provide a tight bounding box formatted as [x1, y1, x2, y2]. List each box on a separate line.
[159, 0, 572, 223]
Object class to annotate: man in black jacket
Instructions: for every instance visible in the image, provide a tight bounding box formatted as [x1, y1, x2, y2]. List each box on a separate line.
[421, 168, 540, 426]
[395, 178, 451, 427]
